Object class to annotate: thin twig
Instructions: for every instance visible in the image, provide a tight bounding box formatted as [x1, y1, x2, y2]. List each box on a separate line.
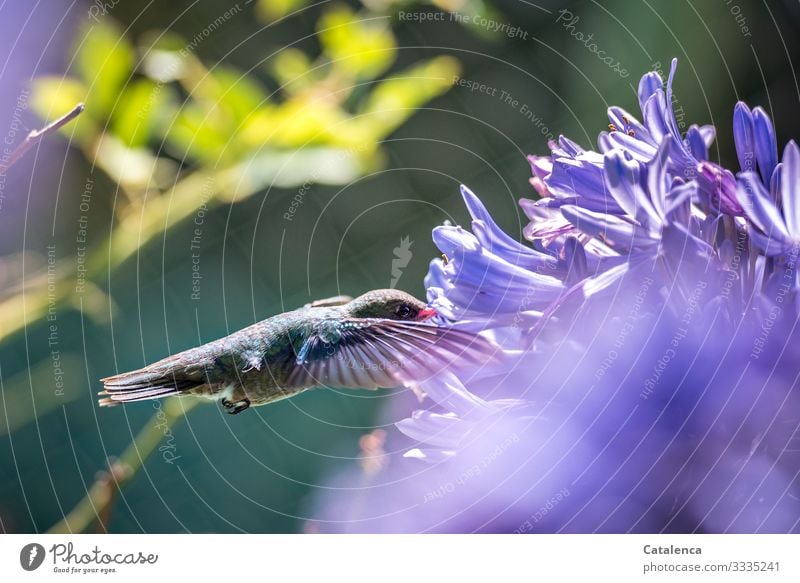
[0, 102, 84, 173]
[47, 397, 198, 534]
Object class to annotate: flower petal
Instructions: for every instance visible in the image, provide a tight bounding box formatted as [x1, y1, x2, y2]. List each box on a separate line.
[416, 370, 492, 416]
[646, 136, 673, 221]
[560, 204, 638, 248]
[752, 106, 779, 185]
[604, 149, 661, 228]
[583, 261, 630, 297]
[780, 140, 800, 236]
[607, 105, 650, 142]
[396, 410, 471, 449]
[461, 185, 557, 271]
[597, 130, 656, 162]
[685, 125, 708, 161]
[664, 58, 683, 140]
[736, 171, 790, 243]
[402, 448, 455, 463]
[546, 153, 623, 213]
[638, 70, 663, 114]
[733, 102, 756, 172]
[698, 124, 716, 148]
[642, 91, 671, 144]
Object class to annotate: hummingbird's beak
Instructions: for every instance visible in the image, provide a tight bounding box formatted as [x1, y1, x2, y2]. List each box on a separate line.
[415, 307, 438, 321]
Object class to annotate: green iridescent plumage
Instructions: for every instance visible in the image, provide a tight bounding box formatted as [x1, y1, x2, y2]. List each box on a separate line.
[99, 289, 496, 415]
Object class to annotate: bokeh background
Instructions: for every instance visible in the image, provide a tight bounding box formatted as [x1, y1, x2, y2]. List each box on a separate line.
[0, 0, 798, 533]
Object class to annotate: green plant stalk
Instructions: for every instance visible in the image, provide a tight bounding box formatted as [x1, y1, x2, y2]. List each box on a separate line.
[47, 397, 199, 534]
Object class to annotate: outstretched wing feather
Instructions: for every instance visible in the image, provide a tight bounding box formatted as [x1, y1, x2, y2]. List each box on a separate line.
[285, 319, 499, 390]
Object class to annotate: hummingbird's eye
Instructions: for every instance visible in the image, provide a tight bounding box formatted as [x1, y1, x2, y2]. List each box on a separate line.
[395, 304, 414, 319]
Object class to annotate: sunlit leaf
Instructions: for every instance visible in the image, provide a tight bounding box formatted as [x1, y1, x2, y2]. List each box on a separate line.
[30, 76, 97, 144]
[318, 5, 396, 80]
[207, 65, 267, 124]
[138, 30, 193, 82]
[254, 96, 348, 148]
[256, 0, 310, 21]
[220, 146, 371, 199]
[94, 134, 176, 189]
[271, 48, 316, 95]
[74, 21, 135, 115]
[111, 78, 167, 147]
[355, 55, 460, 138]
[162, 102, 240, 164]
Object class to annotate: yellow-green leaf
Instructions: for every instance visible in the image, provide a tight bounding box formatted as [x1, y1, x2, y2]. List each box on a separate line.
[30, 76, 97, 144]
[356, 55, 460, 138]
[256, 0, 310, 21]
[271, 48, 315, 95]
[111, 78, 167, 147]
[162, 103, 239, 164]
[318, 5, 396, 80]
[75, 20, 135, 115]
[209, 66, 268, 124]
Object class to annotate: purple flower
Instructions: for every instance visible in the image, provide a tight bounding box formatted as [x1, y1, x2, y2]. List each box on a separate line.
[736, 140, 800, 257]
[696, 161, 743, 215]
[734, 101, 779, 184]
[534, 60, 715, 216]
[309, 59, 800, 534]
[424, 185, 564, 328]
[599, 59, 714, 179]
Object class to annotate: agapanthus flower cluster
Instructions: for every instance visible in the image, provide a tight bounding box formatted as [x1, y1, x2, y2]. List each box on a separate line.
[311, 59, 800, 533]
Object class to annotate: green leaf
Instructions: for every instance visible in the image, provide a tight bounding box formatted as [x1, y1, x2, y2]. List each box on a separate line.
[356, 55, 460, 138]
[162, 102, 239, 164]
[256, 0, 310, 21]
[30, 76, 97, 144]
[75, 20, 135, 115]
[207, 65, 268, 124]
[138, 30, 193, 82]
[241, 97, 348, 149]
[221, 146, 370, 197]
[271, 48, 315, 95]
[93, 134, 174, 189]
[111, 78, 167, 148]
[318, 5, 396, 80]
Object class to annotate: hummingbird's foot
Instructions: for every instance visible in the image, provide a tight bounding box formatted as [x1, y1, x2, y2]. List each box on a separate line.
[220, 397, 251, 415]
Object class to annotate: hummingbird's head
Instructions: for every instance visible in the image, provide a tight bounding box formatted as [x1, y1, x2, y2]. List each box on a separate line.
[347, 289, 437, 321]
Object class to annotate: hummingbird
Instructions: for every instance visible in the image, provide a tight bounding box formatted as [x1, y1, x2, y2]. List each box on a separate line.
[99, 289, 497, 414]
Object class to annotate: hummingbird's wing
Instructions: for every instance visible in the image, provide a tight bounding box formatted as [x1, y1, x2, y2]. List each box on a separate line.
[284, 318, 499, 390]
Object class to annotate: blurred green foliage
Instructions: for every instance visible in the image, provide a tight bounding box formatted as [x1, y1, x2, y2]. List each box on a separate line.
[9, 5, 460, 346]
[32, 6, 459, 183]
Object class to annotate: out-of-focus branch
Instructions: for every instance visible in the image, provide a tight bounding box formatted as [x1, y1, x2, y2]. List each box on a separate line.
[47, 397, 199, 534]
[0, 102, 84, 173]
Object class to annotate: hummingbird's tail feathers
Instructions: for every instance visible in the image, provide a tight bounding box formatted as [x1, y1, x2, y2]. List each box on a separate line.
[98, 385, 188, 406]
[99, 364, 206, 406]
